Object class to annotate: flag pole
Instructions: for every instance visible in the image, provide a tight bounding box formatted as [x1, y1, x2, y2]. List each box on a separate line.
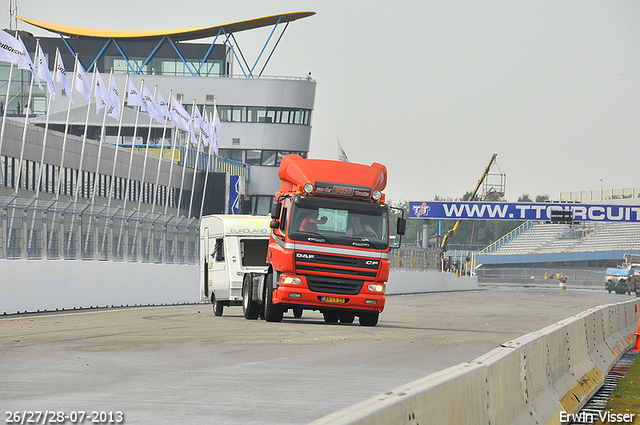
[90, 68, 114, 206]
[35, 47, 62, 200]
[151, 88, 171, 215]
[67, 64, 98, 256]
[116, 79, 143, 258]
[54, 56, 83, 200]
[199, 112, 213, 218]
[13, 38, 39, 194]
[72, 64, 100, 207]
[101, 72, 129, 257]
[0, 61, 14, 187]
[163, 101, 179, 217]
[176, 99, 196, 217]
[187, 114, 203, 218]
[137, 84, 158, 213]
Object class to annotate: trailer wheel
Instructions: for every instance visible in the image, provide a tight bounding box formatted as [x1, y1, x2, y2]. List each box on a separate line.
[264, 273, 283, 322]
[212, 293, 224, 316]
[293, 307, 303, 318]
[242, 273, 260, 320]
[359, 312, 379, 327]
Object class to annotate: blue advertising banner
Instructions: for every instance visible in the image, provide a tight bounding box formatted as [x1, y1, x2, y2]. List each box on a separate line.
[228, 175, 242, 215]
[409, 201, 640, 222]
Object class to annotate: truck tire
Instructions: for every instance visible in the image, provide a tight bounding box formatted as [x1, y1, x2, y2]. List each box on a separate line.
[322, 310, 340, 323]
[242, 273, 260, 320]
[339, 312, 355, 324]
[264, 273, 283, 322]
[212, 293, 224, 316]
[359, 312, 379, 327]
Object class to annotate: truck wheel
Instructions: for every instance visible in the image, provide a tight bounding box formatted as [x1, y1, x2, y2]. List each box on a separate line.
[242, 274, 260, 320]
[293, 307, 303, 318]
[339, 313, 355, 324]
[322, 310, 340, 323]
[359, 312, 379, 327]
[212, 293, 224, 316]
[264, 273, 283, 322]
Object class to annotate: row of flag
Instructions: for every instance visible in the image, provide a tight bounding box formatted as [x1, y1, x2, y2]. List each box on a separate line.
[0, 29, 220, 154]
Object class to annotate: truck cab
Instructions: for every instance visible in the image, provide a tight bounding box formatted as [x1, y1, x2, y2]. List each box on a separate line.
[240, 154, 405, 326]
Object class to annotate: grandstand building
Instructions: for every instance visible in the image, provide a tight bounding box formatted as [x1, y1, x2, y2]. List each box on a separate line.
[0, 12, 316, 217]
[0, 12, 316, 262]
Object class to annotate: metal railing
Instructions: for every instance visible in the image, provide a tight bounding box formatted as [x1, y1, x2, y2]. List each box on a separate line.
[0, 198, 199, 264]
[559, 187, 640, 202]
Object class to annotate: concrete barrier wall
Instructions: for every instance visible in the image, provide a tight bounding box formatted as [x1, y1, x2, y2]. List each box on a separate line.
[1, 259, 200, 315]
[309, 298, 640, 425]
[387, 271, 478, 294]
[1, 260, 475, 315]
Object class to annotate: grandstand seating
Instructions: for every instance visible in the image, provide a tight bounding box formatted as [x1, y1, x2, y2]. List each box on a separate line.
[483, 222, 640, 255]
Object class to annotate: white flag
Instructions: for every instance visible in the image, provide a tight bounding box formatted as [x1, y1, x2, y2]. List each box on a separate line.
[74, 65, 92, 101]
[127, 79, 143, 107]
[193, 104, 203, 130]
[36, 45, 56, 99]
[201, 109, 211, 146]
[169, 97, 191, 131]
[338, 142, 349, 162]
[169, 97, 197, 146]
[157, 91, 170, 118]
[55, 53, 73, 103]
[0, 30, 29, 66]
[106, 75, 120, 120]
[94, 69, 111, 113]
[141, 85, 164, 122]
[18, 35, 41, 90]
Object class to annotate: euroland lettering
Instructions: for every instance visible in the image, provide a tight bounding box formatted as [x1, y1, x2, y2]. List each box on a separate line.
[560, 410, 635, 423]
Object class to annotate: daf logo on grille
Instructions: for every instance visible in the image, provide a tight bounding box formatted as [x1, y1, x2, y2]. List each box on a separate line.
[365, 260, 379, 266]
[296, 253, 315, 259]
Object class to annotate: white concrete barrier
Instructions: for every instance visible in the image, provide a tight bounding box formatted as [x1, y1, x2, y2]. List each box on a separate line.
[387, 270, 478, 294]
[1, 260, 474, 315]
[1, 259, 200, 315]
[309, 299, 640, 425]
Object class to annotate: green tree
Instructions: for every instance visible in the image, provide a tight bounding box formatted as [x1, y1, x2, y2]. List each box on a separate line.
[535, 194, 550, 202]
[518, 194, 532, 202]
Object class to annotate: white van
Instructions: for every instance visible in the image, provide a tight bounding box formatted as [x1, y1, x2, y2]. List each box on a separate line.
[200, 215, 271, 315]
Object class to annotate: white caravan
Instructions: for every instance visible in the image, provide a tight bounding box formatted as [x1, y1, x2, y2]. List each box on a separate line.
[200, 215, 271, 315]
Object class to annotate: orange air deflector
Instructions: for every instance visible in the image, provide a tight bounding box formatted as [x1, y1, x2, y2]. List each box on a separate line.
[277, 154, 387, 196]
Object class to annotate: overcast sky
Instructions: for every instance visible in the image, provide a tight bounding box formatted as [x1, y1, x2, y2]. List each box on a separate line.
[8, 1, 640, 203]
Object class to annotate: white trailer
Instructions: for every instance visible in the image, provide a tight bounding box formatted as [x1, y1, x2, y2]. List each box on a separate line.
[200, 215, 271, 316]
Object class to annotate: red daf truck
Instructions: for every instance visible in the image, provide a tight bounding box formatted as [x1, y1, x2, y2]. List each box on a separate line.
[240, 154, 405, 326]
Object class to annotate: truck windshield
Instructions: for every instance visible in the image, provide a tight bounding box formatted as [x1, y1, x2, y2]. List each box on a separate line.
[288, 196, 389, 248]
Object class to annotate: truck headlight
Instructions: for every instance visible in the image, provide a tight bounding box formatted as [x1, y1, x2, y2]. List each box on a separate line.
[282, 276, 302, 285]
[368, 284, 385, 293]
[372, 190, 382, 201]
[303, 183, 314, 194]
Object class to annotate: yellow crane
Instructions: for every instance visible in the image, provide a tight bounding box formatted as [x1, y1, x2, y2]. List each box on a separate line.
[439, 153, 499, 252]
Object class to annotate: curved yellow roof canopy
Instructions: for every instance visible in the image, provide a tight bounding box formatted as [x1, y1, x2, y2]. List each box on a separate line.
[17, 11, 315, 41]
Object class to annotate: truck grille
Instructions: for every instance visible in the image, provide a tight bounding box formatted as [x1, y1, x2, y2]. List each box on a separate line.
[306, 275, 364, 295]
[294, 251, 380, 280]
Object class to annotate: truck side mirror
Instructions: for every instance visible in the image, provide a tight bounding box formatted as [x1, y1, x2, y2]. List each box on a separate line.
[270, 201, 281, 219]
[270, 220, 279, 229]
[396, 217, 406, 235]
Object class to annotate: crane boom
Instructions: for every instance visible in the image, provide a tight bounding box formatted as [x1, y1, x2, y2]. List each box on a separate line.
[440, 153, 498, 252]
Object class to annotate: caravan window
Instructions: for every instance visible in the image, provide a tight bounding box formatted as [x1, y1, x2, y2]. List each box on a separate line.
[214, 238, 225, 262]
[241, 239, 269, 266]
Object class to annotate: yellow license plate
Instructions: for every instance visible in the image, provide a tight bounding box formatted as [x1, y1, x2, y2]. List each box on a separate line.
[322, 297, 346, 304]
